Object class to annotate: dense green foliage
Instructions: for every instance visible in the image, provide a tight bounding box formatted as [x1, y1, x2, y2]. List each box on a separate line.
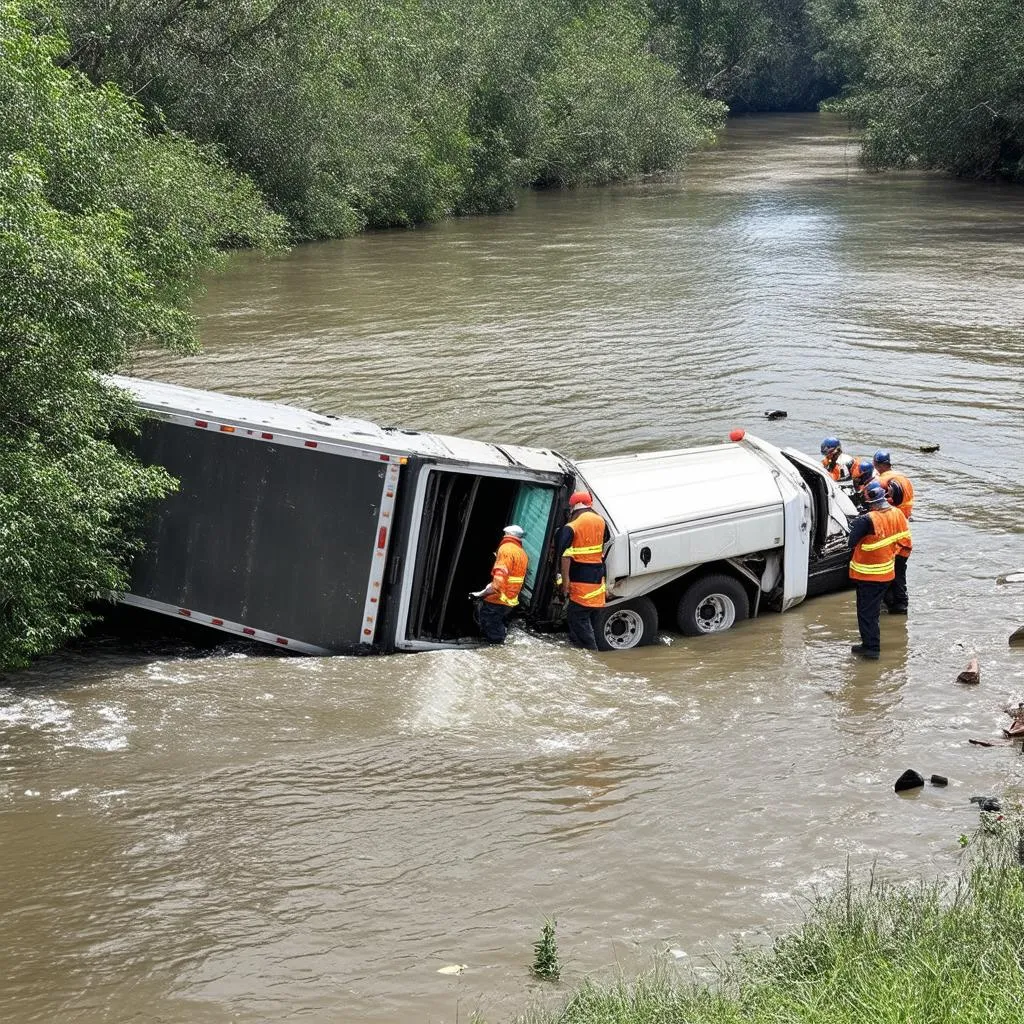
[517, 828, 1024, 1024]
[52, 0, 726, 239]
[822, 0, 1024, 182]
[0, 3, 285, 671]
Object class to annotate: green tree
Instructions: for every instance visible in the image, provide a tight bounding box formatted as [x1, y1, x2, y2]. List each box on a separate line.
[823, 0, 1024, 181]
[0, 3, 284, 671]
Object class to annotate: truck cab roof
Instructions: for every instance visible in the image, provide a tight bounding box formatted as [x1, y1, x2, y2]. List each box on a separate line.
[576, 440, 788, 534]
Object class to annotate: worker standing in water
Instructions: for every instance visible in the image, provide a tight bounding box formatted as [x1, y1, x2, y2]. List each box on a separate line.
[847, 481, 911, 659]
[873, 449, 915, 614]
[556, 491, 608, 650]
[469, 525, 528, 644]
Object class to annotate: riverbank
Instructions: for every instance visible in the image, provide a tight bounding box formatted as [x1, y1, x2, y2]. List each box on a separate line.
[515, 821, 1024, 1024]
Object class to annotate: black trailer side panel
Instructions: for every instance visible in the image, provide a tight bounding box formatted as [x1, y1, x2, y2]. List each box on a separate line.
[128, 420, 389, 650]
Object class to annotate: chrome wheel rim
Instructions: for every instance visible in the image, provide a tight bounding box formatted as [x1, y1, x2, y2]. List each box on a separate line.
[694, 594, 736, 633]
[602, 609, 645, 649]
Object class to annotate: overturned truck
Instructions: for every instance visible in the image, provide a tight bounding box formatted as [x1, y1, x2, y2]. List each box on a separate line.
[112, 376, 857, 653]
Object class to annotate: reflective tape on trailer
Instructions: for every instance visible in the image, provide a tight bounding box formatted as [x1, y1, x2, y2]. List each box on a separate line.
[118, 594, 332, 655]
[147, 410, 408, 465]
[359, 459, 402, 644]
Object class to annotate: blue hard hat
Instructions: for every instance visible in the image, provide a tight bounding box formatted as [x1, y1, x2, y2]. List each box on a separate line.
[863, 481, 888, 506]
[820, 436, 841, 454]
[874, 449, 891, 465]
[854, 459, 874, 481]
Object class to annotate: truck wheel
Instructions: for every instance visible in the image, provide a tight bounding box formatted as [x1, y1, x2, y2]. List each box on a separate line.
[594, 597, 658, 651]
[676, 574, 749, 636]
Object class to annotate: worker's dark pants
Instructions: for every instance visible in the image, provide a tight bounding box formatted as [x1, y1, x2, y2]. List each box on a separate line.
[855, 581, 889, 652]
[884, 555, 909, 612]
[477, 602, 511, 644]
[567, 601, 599, 650]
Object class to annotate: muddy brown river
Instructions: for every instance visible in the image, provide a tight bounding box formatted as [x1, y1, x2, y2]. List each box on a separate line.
[3, 114, 1024, 1023]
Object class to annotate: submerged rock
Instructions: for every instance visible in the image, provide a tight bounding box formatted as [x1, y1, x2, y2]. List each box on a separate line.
[894, 769, 924, 792]
[930, 774, 949, 786]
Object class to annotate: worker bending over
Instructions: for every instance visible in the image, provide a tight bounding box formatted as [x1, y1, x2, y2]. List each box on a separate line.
[469, 524, 528, 644]
[873, 449, 915, 614]
[556, 491, 608, 650]
[820, 437, 854, 484]
[847, 481, 911, 659]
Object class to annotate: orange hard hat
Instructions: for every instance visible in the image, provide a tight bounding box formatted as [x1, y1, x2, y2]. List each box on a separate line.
[569, 490, 593, 508]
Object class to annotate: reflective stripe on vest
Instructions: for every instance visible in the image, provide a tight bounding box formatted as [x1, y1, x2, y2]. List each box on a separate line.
[563, 510, 605, 562]
[568, 579, 606, 608]
[849, 507, 908, 583]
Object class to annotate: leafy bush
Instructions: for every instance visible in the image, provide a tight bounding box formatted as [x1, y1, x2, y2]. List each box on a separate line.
[0, 3, 284, 670]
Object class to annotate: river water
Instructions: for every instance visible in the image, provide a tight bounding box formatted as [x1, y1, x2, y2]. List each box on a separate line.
[3, 114, 1024, 1023]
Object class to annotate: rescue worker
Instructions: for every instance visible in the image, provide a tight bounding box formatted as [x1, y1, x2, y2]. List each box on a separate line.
[849, 458, 876, 510]
[847, 481, 911, 659]
[820, 437, 855, 483]
[873, 450, 914, 614]
[556, 491, 608, 650]
[469, 524, 528, 644]
[873, 450, 915, 519]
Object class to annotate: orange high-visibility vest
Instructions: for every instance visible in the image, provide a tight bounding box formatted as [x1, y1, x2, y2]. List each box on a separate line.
[878, 469, 915, 519]
[485, 537, 528, 607]
[849, 507, 911, 583]
[563, 510, 606, 608]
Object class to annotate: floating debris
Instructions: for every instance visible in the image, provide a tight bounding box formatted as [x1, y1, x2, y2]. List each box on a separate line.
[970, 795, 1002, 812]
[969, 738, 1013, 747]
[919, 443, 941, 453]
[996, 571, 1024, 585]
[1010, 627, 1024, 648]
[956, 658, 980, 685]
[764, 409, 787, 420]
[436, 964, 468, 976]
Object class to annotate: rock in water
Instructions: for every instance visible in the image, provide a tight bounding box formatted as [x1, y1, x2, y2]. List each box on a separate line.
[970, 795, 1002, 812]
[930, 775, 949, 786]
[764, 409, 787, 420]
[919, 444, 941, 453]
[956, 658, 980, 684]
[1010, 627, 1024, 647]
[894, 769, 924, 792]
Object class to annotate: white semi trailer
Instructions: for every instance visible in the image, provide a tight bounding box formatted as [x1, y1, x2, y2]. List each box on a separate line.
[112, 376, 857, 653]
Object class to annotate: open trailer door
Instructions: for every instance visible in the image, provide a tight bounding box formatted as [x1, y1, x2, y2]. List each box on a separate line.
[393, 463, 570, 651]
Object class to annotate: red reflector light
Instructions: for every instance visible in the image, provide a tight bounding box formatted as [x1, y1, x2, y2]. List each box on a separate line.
[363, 629, 372, 636]
[194, 420, 208, 428]
[377, 527, 387, 549]
[729, 428, 746, 442]
[242, 627, 256, 636]
[304, 440, 318, 448]
[177, 608, 191, 617]
[211, 618, 224, 626]
[219, 425, 235, 433]
[379, 453, 389, 461]
[261, 432, 273, 440]
[275, 637, 288, 645]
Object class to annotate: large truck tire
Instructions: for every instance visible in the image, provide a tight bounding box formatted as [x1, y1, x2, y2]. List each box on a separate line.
[594, 597, 658, 651]
[676, 574, 749, 636]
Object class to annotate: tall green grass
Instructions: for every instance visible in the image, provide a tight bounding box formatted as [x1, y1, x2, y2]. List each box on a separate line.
[516, 827, 1024, 1024]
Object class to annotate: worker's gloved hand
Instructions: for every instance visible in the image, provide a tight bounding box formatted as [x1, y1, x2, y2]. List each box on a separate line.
[468, 590, 485, 600]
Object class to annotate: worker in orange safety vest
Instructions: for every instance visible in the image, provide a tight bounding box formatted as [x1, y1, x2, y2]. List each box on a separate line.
[847, 481, 911, 659]
[873, 449, 915, 614]
[469, 524, 528, 644]
[555, 490, 608, 650]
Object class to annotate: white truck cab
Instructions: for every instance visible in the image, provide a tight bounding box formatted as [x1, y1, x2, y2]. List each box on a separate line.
[573, 431, 858, 650]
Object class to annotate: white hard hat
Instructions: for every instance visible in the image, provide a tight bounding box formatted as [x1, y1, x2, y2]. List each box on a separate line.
[503, 524, 525, 538]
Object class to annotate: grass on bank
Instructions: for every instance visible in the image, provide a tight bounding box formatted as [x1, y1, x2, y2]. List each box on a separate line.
[515, 824, 1024, 1024]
